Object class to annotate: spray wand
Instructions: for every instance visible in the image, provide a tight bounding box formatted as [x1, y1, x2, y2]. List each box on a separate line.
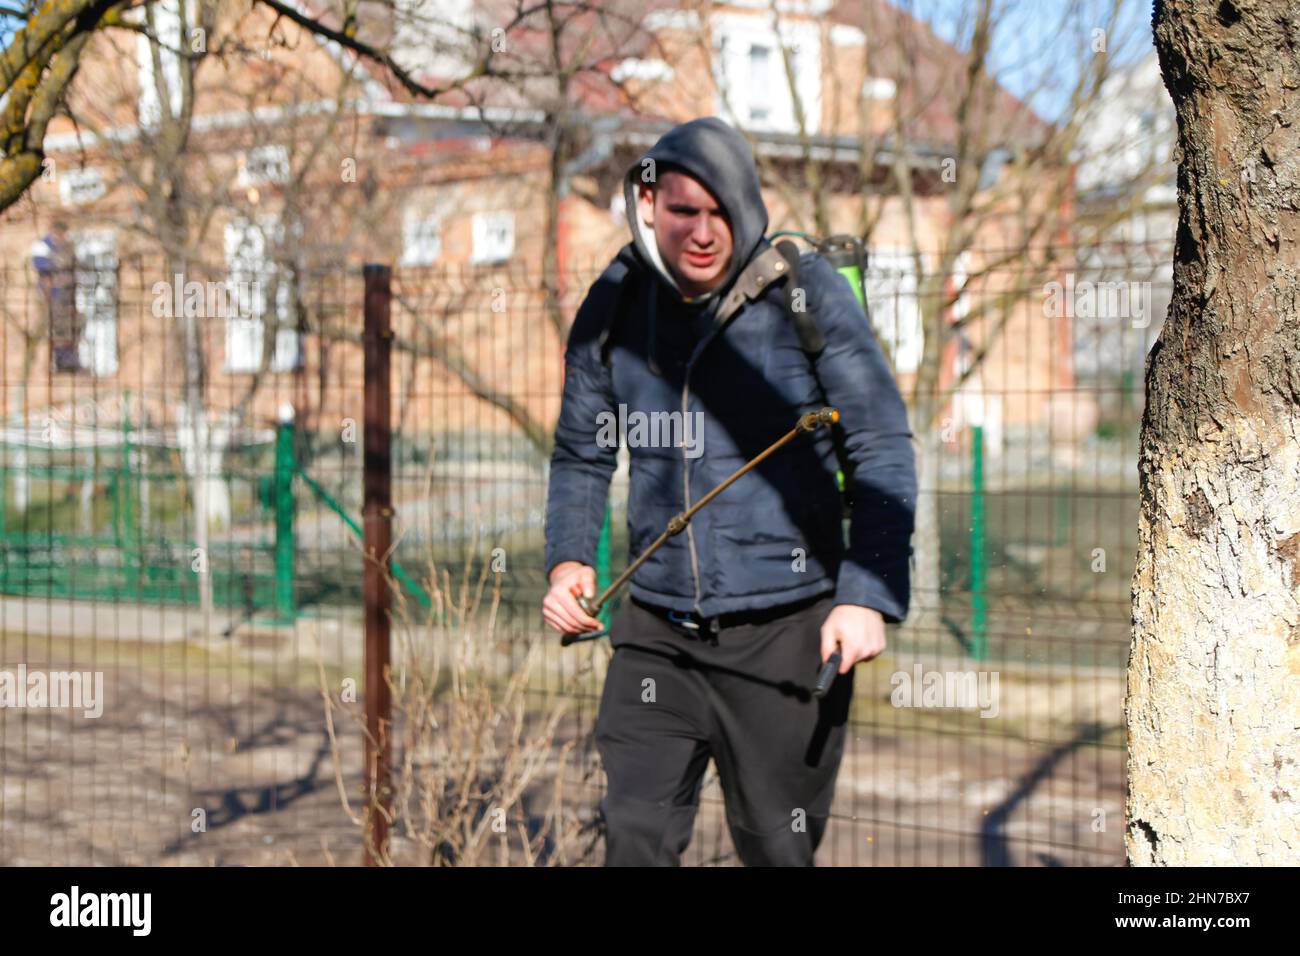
[561, 406, 845, 697]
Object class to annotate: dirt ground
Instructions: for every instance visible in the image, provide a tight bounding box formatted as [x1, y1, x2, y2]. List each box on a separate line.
[0, 609, 1126, 867]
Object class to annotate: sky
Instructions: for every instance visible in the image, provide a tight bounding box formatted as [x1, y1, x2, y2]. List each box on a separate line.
[916, 0, 1157, 122]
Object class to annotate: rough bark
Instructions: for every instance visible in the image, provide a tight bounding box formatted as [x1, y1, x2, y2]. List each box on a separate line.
[1129, 0, 1300, 864]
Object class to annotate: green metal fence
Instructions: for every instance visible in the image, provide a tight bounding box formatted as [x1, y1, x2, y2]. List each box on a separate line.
[0, 406, 285, 614]
[0, 405, 459, 629]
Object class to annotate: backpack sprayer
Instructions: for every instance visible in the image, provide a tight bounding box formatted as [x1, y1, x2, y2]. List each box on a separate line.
[772, 232, 871, 312]
[770, 232, 870, 506]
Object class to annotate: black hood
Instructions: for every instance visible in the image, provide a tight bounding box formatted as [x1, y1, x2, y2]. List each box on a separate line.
[622, 117, 770, 307]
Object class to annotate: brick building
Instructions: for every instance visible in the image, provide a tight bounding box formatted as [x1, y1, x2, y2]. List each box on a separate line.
[0, 0, 1082, 458]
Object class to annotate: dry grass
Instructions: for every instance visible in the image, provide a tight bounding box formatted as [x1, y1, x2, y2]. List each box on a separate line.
[312, 465, 606, 866]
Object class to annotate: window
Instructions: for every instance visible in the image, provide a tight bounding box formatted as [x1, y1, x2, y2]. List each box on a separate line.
[471, 212, 514, 264]
[400, 210, 442, 266]
[712, 14, 820, 133]
[72, 230, 119, 377]
[865, 248, 923, 374]
[862, 77, 896, 100]
[611, 58, 673, 84]
[238, 145, 291, 187]
[224, 216, 302, 373]
[748, 45, 771, 123]
[224, 219, 264, 373]
[391, 0, 474, 78]
[136, 0, 185, 127]
[60, 167, 106, 206]
[713, 33, 730, 106]
[267, 276, 299, 372]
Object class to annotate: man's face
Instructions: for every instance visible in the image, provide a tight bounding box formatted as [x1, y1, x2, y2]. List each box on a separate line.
[637, 170, 733, 297]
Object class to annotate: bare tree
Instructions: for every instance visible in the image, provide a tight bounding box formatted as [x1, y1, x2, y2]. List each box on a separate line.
[0, 0, 527, 212]
[376, 0, 655, 449]
[11, 0, 440, 630]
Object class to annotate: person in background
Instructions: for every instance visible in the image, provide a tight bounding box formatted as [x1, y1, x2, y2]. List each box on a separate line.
[31, 219, 85, 373]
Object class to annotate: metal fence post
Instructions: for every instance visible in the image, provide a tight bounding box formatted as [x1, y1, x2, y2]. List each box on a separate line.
[596, 499, 612, 627]
[274, 407, 296, 622]
[362, 263, 393, 865]
[120, 391, 139, 597]
[970, 424, 987, 660]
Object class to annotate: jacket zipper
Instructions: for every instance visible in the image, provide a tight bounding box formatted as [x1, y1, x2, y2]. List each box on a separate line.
[680, 317, 722, 617]
[680, 371, 703, 615]
[668, 251, 775, 618]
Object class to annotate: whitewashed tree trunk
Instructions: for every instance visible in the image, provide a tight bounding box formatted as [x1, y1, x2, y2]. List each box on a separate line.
[135, 448, 150, 531]
[14, 444, 28, 513]
[80, 447, 94, 536]
[1129, 0, 1300, 864]
[179, 304, 213, 638]
[906, 425, 943, 639]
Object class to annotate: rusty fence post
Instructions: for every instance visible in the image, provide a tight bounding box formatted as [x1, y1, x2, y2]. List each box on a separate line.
[362, 263, 393, 865]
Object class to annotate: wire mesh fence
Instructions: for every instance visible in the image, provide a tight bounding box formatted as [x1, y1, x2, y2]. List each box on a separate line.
[0, 239, 1170, 865]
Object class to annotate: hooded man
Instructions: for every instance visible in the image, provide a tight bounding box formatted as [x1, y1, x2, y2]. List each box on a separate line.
[542, 117, 916, 866]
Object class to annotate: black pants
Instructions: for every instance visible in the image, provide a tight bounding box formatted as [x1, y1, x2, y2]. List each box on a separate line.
[594, 592, 852, 866]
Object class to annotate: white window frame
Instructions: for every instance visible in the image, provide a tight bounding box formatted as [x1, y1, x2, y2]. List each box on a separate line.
[865, 248, 924, 374]
[71, 229, 119, 377]
[223, 215, 301, 373]
[862, 77, 897, 100]
[60, 167, 106, 206]
[136, 0, 185, 127]
[747, 44, 772, 124]
[400, 209, 442, 266]
[238, 145, 291, 188]
[471, 211, 514, 265]
[610, 58, 674, 84]
[391, 0, 475, 78]
[711, 12, 821, 134]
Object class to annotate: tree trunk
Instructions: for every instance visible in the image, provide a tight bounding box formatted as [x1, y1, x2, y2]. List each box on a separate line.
[905, 425, 943, 641]
[905, 270, 950, 644]
[172, 252, 214, 639]
[1129, 0, 1300, 864]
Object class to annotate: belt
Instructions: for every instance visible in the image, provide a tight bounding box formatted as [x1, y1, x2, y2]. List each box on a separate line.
[631, 592, 830, 637]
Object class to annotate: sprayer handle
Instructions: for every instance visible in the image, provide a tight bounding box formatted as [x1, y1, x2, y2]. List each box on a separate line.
[814, 650, 842, 698]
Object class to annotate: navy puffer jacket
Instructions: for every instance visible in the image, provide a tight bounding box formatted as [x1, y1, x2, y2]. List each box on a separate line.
[544, 118, 917, 622]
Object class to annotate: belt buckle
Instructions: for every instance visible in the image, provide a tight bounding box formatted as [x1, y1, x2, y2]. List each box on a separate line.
[666, 610, 700, 631]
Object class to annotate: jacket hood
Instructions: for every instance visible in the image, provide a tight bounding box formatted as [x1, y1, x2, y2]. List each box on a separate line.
[622, 117, 770, 307]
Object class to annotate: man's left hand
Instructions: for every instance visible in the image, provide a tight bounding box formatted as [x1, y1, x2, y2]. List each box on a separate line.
[821, 604, 887, 674]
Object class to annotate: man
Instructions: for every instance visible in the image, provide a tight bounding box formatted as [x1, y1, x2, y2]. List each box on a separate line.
[542, 117, 916, 866]
[31, 220, 85, 373]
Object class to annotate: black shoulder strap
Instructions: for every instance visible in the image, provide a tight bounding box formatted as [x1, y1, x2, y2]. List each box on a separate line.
[774, 240, 826, 356]
[774, 240, 856, 513]
[595, 243, 827, 366]
[596, 266, 639, 367]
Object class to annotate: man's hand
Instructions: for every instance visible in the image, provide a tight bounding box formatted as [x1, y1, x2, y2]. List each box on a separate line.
[542, 561, 604, 635]
[821, 604, 887, 674]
